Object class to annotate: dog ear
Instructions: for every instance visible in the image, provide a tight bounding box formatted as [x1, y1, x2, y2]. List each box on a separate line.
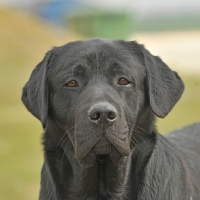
[22, 50, 54, 128]
[137, 43, 184, 118]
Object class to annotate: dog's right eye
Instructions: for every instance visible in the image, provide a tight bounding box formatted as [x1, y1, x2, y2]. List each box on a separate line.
[118, 78, 130, 86]
[65, 80, 78, 88]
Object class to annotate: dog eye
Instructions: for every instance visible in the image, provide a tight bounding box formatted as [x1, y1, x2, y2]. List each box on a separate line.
[118, 78, 130, 85]
[65, 80, 78, 87]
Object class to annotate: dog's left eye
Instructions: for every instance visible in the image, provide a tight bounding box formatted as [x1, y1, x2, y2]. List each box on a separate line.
[118, 78, 130, 86]
[65, 80, 78, 87]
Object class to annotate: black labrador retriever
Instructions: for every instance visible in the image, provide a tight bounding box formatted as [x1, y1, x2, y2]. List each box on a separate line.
[22, 39, 200, 200]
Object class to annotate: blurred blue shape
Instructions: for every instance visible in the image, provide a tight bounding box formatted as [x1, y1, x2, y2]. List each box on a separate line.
[36, 0, 81, 26]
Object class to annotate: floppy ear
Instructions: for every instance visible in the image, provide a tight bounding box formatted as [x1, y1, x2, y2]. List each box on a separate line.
[137, 43, 184, 118]
[22, 50, 54, 128]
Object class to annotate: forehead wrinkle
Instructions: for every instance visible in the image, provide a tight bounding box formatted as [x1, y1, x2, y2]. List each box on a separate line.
[78, 46, 105, 80]
[79, 46, 97, 66]
[76, 40, 135, 77]
[106, 59, 130, 72]
[53, 63, 88, 82]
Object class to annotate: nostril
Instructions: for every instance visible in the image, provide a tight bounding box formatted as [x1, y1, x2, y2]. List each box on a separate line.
[88, 103, 118, 126]
[90, 112, 101, 121]
[107, 111, 117, 120]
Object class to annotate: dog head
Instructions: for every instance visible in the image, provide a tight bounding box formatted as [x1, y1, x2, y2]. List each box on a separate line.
[22, 39, 184, 167]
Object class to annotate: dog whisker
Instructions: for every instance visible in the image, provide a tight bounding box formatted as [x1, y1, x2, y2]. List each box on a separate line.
[133, 129, 147, 146]
[126, 122, 147, 145]
[131, 136, 142, 152]
[130, 138, 141, 158]
[135, 125, 151, 134]
[57, 125, 75, 148]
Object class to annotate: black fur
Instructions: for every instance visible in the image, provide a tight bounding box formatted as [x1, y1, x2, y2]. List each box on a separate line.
[22, 38, 200, 199]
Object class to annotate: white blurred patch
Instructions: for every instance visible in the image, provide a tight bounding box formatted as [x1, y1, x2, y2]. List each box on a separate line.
[129, 30, 200, 75]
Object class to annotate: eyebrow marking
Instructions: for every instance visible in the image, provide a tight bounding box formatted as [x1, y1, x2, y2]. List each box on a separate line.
[71, 64, 79, 78]
[70, 64, 89, 78]
[112, 62, 120, 71]
[110, 62, 128, 74]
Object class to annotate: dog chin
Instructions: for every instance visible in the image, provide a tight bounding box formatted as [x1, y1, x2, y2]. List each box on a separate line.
[77, 146, 128, 168]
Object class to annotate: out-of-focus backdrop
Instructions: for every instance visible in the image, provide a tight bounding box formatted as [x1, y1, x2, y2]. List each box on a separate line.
[0, 0, 199, 199]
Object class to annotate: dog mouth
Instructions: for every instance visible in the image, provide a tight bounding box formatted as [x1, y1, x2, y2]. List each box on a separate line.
[92, 137, 112, 154]
[95, 154, 110, 163]
[74, 123, 131, 168]
[76, 137, 130, 168]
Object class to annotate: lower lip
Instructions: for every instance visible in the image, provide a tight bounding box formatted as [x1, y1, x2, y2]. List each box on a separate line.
[93, 144, 111, 155]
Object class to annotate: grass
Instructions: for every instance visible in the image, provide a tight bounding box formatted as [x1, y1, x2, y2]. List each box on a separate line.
[0, 108, 43, 200]
[0, 7, 200, 200]
[0, 7, 76, 200]
[157, 76, 200, 133]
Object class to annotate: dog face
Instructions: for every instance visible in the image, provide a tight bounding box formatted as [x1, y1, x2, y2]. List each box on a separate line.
[22, 39, 184, 167]
[47, 40, 146, 167]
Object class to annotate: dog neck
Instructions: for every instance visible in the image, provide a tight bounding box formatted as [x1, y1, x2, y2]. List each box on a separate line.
[65, 151, 132, 199]
[41, 120, 156, 199]
[137, 134, 192, 200]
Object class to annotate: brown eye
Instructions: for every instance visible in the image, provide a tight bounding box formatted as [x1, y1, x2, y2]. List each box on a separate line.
[65, 80, 78, 87]
[118, 78, 130, 85]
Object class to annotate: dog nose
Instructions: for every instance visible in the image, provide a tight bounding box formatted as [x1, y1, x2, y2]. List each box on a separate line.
[88, 103, 117, 126]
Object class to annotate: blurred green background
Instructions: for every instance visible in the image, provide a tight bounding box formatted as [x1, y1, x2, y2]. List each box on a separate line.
[0, 0, 200, 199]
